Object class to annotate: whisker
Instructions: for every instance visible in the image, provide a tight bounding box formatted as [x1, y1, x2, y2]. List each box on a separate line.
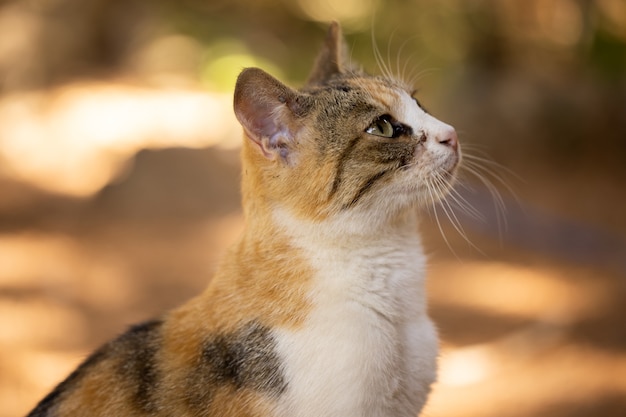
[425, 178, 458, 257]
[433, 174, 486, 255]
[463, 152, 525, 184]
[461, 162, 508, 238]
[407, 65, 438, 88]
[394, 34, 422, 84]
[396, 39, 409, 84]
[386, 28, 398, 80]
[463, 158, 518, 207]
[462, 162, 507, 209]
[446, 185, 486, 221]
[346, 38, 358, 72]
[461, 147, 520, 200]
[400, 52, 418, 86]
[371, 26, 393, 80]
[441, 195, 486, 255]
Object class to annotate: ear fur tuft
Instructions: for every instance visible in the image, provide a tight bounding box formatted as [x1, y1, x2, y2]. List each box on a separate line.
[306, 22, 350, 87]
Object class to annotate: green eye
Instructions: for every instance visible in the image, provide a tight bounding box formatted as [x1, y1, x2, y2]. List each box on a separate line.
[366, 115, 395, 138]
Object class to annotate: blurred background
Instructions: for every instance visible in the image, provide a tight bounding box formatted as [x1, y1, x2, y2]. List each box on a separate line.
[1, 0, 625, 416]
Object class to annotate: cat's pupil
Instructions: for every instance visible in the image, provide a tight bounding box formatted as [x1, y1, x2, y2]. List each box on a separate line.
[366, 115, 410, 139]
[377, 119, 393, 136]
[367, 115, 395, 138]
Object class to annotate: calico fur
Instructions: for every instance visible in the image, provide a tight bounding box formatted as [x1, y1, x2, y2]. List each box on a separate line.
[27, 22, 460, 417]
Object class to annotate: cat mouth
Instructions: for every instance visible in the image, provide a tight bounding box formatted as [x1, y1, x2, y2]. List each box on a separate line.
[442, 147, 461, 175]
[427, 149, 460, 178]
[448, 154, 461, 174]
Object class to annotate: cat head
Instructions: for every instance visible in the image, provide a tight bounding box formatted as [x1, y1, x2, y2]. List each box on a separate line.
[234, 22, 459, 227]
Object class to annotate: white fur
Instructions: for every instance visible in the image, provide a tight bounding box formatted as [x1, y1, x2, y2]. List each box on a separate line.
[271, 208, 438, 417]
[397, 91, 458, 171]
[267, 89, 454, 417]
[398, 92, 455, 143]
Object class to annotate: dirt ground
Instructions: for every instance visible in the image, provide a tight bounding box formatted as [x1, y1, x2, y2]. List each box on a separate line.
[1, 142, 625, 417]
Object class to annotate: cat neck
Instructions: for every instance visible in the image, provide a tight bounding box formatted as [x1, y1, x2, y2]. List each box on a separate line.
[263, 204, 422, 251]
[239, 142, 423, 249]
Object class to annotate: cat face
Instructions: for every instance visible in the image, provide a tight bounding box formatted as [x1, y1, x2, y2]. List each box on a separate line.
[234, 23, 459, 224]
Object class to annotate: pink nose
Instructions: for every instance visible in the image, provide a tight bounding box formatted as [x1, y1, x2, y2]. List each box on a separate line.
[438, 127, 458, 151]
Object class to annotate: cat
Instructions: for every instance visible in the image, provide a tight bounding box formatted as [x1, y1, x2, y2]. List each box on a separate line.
[27, 22, 460, 417]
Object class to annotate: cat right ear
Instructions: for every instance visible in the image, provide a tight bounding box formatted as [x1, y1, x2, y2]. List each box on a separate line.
[234, 68, 308, 162]
[306, 21, 350, 86]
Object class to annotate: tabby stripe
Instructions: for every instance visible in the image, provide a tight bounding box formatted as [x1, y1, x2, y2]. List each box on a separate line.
[122, 320, 163, 413]
[344, 169, 392, 209]
[328, 136, 362, 200]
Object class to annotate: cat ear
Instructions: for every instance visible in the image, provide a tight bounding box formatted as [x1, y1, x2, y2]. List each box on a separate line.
[306, 21, 349, 86]
[234, 67, 309, 161]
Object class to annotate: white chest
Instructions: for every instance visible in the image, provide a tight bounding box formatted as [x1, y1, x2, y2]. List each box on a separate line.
[272, 229, 438, 417]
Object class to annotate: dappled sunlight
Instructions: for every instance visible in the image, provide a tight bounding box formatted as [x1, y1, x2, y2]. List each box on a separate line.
[0, 83, 240, 197]
[0, 233, 81, 287]
[438, 344, 496, 387]
[0, 297, 87, 350]
[598, 0, 626, 40]
[436, 320, 570, 389]
[0, 233, 97, 416]
[429, 261, 610, 324]
[496, 0, 585, 47]
[292, 0, 379, 30]
[427, 343, 626, 417]
[0, 214, 243, 417]
[0, 348, 84, 417]
[0, 233, 135, 309]
[199, 39, 285, 92]
[420, 257, 626, 416]
[129, 34, 205, 81]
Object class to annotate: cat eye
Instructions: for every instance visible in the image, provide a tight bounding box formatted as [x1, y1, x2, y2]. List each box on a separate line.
[365, 115, 408, 138]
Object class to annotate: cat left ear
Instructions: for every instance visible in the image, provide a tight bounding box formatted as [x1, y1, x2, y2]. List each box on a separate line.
[306, 21, 350, 86]
[234, 68, 309, 162]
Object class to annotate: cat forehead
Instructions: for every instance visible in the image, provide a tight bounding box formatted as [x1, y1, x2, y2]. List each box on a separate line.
[350, 77, 422, 121]
[350, 76, 407, 100]
[308, 75, 413, 115]
[345, 77, 438, 135]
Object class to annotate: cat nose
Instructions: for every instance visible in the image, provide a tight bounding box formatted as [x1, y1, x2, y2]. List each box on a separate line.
[437, 127, 458, 151]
